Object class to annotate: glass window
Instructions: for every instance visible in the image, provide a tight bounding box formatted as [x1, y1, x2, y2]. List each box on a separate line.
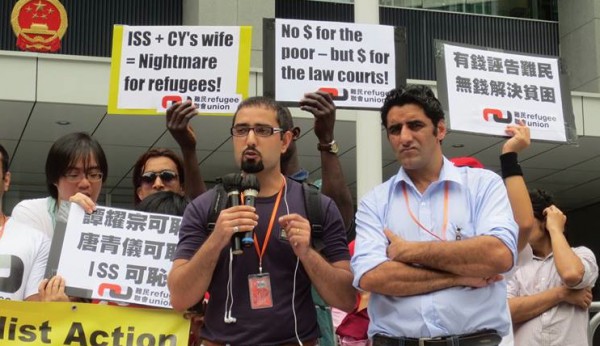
[309, 0, 558, 21]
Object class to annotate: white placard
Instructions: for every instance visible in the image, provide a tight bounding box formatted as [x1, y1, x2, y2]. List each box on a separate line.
[442, 42, 567, 142]
[57, 204, 181, 308]
[108, 25, 251, 115]
[274, 18, 396, 108]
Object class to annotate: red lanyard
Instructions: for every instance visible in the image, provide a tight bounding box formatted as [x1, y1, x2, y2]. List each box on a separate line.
[252, 175, 285, 273]
[402, 181, 449, 241]
[0, 215, 7, 240]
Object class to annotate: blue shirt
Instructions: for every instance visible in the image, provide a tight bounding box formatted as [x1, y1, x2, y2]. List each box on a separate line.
[351, 157, 518, 338]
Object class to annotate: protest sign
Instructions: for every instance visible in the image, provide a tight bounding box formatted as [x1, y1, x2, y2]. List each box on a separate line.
[436, 41, 577, 143]
[0, 300, 189, 345]
[264, 18, 406, 109]
[46, 204, 180, 308]
[108, 25, 252, 115]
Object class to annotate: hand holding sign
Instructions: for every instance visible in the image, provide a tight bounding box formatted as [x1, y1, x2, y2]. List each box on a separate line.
[166, 100, 198, 150]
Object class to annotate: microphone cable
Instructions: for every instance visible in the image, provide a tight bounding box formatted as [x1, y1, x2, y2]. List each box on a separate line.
[224, 248, 236, 324]
[283, 177, 303, 346]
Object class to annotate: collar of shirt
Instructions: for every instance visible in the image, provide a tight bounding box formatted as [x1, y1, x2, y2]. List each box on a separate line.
[533, 252, 555, 261]
[392, 156, 464, 192]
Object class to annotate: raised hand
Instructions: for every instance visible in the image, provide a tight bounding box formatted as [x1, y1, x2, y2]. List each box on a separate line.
[166, 100, 198, 150]
[503, 119, 530, 154]
[299, 91, 336, 143]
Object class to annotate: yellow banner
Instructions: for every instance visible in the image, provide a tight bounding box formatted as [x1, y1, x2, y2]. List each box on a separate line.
[0, 301, 189, 345]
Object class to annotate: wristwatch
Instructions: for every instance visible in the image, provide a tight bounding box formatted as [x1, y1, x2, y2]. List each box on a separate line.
[317, 140, 339, 154]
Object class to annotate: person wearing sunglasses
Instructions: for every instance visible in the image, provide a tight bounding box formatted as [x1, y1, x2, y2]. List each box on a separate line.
[132, 148, 186, 206]
[132, 100, 208, 207]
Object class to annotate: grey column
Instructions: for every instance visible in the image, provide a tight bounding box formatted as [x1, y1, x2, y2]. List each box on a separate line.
[559, 1, 600, 92]
[182, 0, 275, 69]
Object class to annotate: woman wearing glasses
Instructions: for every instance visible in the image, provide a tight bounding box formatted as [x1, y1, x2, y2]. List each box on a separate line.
[11, 132, 107, 302]
[11, 132, 108, 239]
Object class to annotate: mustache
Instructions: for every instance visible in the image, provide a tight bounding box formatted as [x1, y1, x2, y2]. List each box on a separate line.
[242, 146, 262, 158]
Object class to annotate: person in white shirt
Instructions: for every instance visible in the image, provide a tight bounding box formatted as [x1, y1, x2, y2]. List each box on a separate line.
[11, 132, 107, 300]
[507, 189, 598, 346]
[0, 143, 50, 301]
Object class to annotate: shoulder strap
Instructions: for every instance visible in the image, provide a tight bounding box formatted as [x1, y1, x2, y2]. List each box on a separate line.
[207, 183, 228, 232]
[302, 182, 325, 253]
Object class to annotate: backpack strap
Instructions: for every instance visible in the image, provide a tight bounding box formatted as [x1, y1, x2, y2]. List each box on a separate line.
[207, 183, 227, 233]
[187, 185, 225, 315]
[302, 182, 325, 253]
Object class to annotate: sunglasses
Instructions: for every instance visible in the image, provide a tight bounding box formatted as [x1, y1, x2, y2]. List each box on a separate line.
[140, 170, 178, 185]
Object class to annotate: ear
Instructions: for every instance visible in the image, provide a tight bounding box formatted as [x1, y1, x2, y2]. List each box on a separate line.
[292, 127, 301, 141]
[436, 120, 447, 141]
[2, 172, 10, 192]
[280, 130, 293, 154]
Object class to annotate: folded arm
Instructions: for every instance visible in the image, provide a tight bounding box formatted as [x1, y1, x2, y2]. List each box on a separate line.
[509, 286, 592, 324]
[359, 260, 499, 297]
[388, 234, 513, 277]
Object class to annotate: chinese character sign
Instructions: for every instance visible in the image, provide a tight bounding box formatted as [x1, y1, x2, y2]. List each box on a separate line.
[267, 18, 404, 109]
[56, 204, 182, 308]
[438, 42, 573, 142]
[108, 25, 252, 115]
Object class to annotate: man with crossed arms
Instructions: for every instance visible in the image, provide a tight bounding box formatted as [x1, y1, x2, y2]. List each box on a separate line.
[351, 85, 518, 346]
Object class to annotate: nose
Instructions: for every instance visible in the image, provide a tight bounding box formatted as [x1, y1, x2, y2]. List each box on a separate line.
[77, 175, 92, 190]
[399, 126, 413, 145]
[152, 176, 165, 190]
[245, 128, 258, 145]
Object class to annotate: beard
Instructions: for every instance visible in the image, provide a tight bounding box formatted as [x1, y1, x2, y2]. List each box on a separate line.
[241, 159, 264, 173]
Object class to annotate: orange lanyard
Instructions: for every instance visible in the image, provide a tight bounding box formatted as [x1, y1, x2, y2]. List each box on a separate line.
[0, 215, 7, 240]
[252, 176, 285, 274]
[402, 181, 449, 241]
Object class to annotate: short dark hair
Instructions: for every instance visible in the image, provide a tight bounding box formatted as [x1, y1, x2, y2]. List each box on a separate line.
[132, 148, 185, 205]
[529, 189, 555, 221]
[46, 132, 108, 200]
[380, 85, 445, 128]
[135, 191, 189, 216]
[0, 143, 9, 175]
[232, 96, 294, 134]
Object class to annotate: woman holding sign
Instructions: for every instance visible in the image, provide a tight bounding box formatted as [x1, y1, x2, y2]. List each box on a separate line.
[12, 132, 107, 237]
[11, 132, 108, 301]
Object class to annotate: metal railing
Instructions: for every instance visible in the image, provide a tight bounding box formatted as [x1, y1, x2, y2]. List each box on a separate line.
[589, 302, 600, 345]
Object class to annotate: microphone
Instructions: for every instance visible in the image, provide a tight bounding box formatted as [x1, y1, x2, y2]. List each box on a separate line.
[222, 173, 243, 255]
[241, 174, 260, 247]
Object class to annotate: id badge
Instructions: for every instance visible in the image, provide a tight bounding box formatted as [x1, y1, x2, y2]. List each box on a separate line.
[248, 273, 274, 309]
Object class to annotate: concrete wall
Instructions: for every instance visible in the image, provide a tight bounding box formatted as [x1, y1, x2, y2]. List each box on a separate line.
[559, 1, 600, 93]
[183, 0, 274, 69]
